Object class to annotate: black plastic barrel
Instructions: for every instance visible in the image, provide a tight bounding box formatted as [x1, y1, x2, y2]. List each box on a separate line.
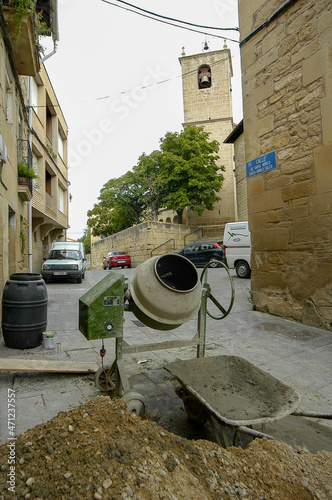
[2, 273, 48, 349]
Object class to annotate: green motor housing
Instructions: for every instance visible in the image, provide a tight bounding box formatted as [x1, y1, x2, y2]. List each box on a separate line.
[79, 272, 126, 340]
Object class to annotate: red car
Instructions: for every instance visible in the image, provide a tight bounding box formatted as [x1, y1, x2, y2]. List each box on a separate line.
[103, 251, 131, 269]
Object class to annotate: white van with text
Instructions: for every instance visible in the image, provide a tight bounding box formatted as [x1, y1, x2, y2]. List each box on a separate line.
[223, 221, 251, 278]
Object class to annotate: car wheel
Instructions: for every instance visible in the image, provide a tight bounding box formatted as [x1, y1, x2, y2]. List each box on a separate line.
[235, 261, 251, 279]
[108, 264, 112, 270]
[208, 258, 220, 268]
[128, 265, 131, 268]
[77, 274, 83, 283]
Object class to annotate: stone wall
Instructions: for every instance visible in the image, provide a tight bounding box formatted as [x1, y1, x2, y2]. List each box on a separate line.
[91, 221, 225, 269]
[234, 133, 248, 222]
[238, 0, 332, 330]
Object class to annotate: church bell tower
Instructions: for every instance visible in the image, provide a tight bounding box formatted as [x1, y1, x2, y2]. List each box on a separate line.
[179, 42, 237, 225]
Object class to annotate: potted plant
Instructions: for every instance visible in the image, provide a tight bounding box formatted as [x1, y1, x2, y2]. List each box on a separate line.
[18, 162, 38, 183]
[3, 0, 50, 42]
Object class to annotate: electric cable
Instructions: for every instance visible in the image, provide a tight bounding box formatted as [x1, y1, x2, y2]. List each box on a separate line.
[101, 0, 240, 43]
[113, 0, 239, 32]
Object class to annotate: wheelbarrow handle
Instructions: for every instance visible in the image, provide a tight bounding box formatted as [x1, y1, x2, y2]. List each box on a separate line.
[291, 411, 332, 419]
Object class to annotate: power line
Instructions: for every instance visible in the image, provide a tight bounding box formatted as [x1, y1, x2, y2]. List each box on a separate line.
[82, 55, 230, 103]
[101, 0, 240, 43]
[33, 56, 231, 109]
[113, 0, 239, 32]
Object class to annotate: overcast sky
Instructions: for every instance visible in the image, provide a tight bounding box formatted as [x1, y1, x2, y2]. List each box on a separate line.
[43, 0, 242, 239]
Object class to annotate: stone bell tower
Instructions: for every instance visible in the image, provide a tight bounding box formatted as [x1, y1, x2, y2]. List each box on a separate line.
[179, 42, 237, 226]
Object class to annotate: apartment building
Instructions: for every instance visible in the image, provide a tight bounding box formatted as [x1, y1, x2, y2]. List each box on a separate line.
[0, 1, 68, 297]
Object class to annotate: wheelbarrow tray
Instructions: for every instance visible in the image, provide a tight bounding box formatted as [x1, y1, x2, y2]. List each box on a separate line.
[165, 355, 301, 427]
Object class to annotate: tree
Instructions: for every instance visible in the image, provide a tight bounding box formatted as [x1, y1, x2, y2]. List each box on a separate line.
[133, 151, 164, 221]
[78, 229, 91, 255]
[158, 126, 224, 223]
[86, 172, 146, 237]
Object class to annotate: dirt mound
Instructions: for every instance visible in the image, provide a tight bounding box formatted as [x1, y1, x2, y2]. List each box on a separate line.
[1, 396, 331, 499]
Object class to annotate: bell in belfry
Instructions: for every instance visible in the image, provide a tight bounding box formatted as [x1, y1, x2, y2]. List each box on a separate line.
[199, 67, 211, 88]
[200, 75, 210, 87]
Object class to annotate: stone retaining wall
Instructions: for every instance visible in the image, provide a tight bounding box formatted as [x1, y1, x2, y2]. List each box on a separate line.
[91, 222, 225, 269]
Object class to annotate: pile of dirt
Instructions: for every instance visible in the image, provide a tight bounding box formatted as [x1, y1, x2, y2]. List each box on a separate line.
[1, 396, 331, 499]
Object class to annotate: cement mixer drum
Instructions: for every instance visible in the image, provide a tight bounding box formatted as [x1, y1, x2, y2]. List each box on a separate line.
[128, 254, 202, 330]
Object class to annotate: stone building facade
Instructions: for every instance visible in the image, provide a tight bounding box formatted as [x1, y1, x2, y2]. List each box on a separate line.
[238, 0, 332, 329]
[224, 120, 248, 222]
[0, 3, 68, 304]
[159, 44, 237, 226]
[30, 64, 69, 272]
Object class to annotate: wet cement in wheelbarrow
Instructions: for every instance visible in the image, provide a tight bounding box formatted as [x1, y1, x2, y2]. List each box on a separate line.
[165, 355, 300, 427]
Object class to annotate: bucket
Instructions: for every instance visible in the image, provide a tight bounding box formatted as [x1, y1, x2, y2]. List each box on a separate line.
[43, 331, 56, 349]
[2, 273, 48, 349]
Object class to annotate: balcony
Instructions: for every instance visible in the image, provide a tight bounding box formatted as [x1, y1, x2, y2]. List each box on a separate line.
[17, 139, 33, 201]
[18, 176, 33, 201]
[2, 5, 40, 77]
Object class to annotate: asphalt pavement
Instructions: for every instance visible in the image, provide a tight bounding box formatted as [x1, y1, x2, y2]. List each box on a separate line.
[0, 265, 331, 453]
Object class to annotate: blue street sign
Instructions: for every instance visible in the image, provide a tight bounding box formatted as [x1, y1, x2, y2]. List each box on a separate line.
[246, 151, 277, 178]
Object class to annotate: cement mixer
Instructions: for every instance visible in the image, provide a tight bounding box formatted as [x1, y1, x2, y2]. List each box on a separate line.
[79, 253, 234, 416]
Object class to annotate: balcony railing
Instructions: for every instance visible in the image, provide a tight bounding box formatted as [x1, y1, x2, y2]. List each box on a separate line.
[17, 139, 33, 198]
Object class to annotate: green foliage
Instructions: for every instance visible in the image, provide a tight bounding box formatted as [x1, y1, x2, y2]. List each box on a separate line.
[5, 0, 50, 44]
[158, 126, 224, 223]
[19, 229, 26, 254]
[18, 162, 38, 178]
[87, 125, 224, 233]
[133, 150, 164, 221]
[77, 229, 91, 255]
[87, 172, 145, 237]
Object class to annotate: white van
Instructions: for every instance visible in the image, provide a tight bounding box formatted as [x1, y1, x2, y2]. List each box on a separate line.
[223, 221, 251, 278]
[51, 241, 85, 259]
[41, 241, 86, 283]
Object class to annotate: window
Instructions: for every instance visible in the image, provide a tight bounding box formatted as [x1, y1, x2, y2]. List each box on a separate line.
[46, 107, 53, 142]
[58, 185, 65, 213]
[5, 68, 13, 123]
[58, 131, 64, 159]
[198, 65, 212, 89]
[32, 152, 39, 189]
[30, 78, 38, 110]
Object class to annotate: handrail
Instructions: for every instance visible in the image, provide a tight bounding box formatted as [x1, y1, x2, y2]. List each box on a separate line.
[184, 227, 203, 246]
[150, 238, 175, 257]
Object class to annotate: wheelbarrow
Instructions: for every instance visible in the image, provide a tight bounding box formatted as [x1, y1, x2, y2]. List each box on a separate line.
[166, 355, 332, 448]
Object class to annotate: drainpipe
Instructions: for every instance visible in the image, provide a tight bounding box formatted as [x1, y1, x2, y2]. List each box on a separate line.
[28, 77, 33, 272]
[41, 0, 59, 63]
[41, 40, 58, 63]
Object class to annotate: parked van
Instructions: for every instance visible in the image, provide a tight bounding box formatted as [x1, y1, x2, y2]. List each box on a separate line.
[223, 221, 251, 278]
[51, 241, 85, 259]
[41, 241, 86, 283]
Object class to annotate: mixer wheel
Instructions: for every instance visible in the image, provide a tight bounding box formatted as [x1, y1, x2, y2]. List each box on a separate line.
[94, 365, 116, 393]
[201, 261, 235, 320]
[122, 392, 146, 417]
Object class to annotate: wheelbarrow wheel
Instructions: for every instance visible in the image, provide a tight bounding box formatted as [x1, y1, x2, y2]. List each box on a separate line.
[94, 365, 116, 393]
[183, 395, 209, 424]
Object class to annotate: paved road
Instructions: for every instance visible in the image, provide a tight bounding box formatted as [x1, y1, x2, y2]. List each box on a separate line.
[1, 265, 331, 452]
